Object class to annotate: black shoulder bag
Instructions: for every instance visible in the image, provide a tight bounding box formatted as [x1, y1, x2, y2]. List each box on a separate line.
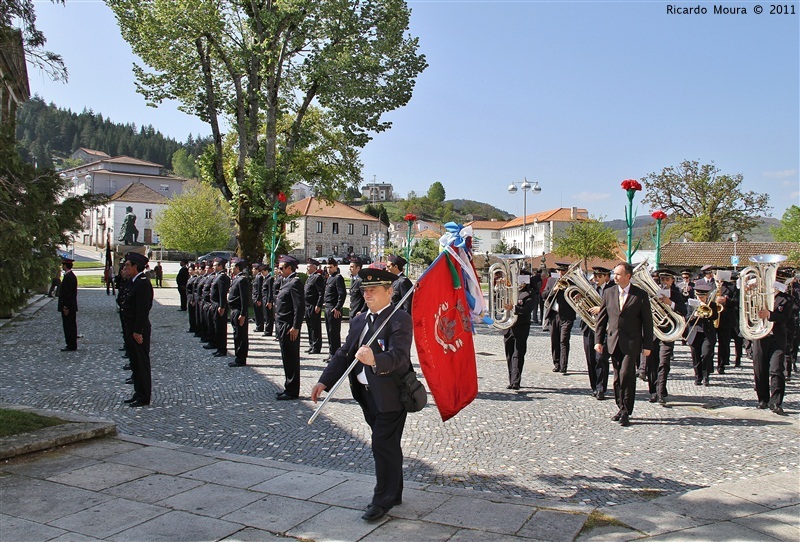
[391, 367, 427, 413]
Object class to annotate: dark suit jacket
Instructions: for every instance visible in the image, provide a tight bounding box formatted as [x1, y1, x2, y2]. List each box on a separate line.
[227, 273, 250, 312]
[251, 273, 264, 304]
[324, 272, 347, 310]
[595, 283, 653, 355]
[176, 266, 189, 288]
[349, 275, 366, 316]
[686, 301, 719, 344]
[275, 273, 304, 331]
[210, 272, 231, 311]
[58, 270, 78, 312]
[305, 272, 326, 309]
[579, 279, 615, 333]
[542, 276, 577, 321]
[391, 274, 413, 313]
[319, 305, 413, 413]
[119, 273, 153, 334]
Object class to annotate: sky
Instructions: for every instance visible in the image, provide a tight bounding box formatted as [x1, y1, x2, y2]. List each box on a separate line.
[25, 0, 800, 224]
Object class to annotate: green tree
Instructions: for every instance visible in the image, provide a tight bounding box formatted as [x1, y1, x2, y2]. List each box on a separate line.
[427, 181, 445, 203]
[0, 137, 97, 314]
[772, 205, 800, 242]
[171, 148, 197, 179]
[494, 238, 511, 254]
[410, 237, 439, 265]
[3, 0, 67, 81]
[109, 0, 427, 264]
[153, 182, 233, 253]
[641, 160, 770, 242]
[552, 218, 617, 271]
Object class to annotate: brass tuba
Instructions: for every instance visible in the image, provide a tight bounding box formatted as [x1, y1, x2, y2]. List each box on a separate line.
[488, 254, 526, 330]
[739, 254, 786, 341]
[631, 261, 686, 342]
[543, 262, 603, 330]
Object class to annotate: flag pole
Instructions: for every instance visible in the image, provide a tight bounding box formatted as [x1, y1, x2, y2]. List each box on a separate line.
[308, 284, 416, 425]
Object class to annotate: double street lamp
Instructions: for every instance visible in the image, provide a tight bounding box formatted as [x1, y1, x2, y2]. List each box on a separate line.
[507, 177, 542, 267]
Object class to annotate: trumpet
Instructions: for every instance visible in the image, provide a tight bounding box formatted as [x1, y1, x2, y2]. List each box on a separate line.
[631, 262, 686, 342]
[488, 254, 526, 330]
[739, 254, 786, 341]
[685, 301, 715, 338]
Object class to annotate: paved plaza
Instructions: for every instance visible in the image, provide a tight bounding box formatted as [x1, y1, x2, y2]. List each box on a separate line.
[1, 286, 799, 540]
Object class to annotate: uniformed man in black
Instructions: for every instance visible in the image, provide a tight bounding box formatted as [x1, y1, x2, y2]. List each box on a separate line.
[686, 283, 719, 386]
[311, 268, 413, 522]
[120, 252, 154, 407]
[679, 269, 695, 304]
[210, 257, 231, 357]
[200, 263, 215, 345]
[262, 264, 277, 336]
[275, 255, 305, 399]
[582, 266, 615, 399]
[640, 269, 687, 405]
[504, 269, 534, 390]
[543, 262, 577, 374]
[252, 264, 266, 332]
[227, 258, 251, 367]
[304, 258, 325, 354]
[185, 264, 197, 333]
[323, 257, 347, 361]
[386, 254, 413, 313]
[751, 269, 794, 414]
[713, 270, 739, 374]
[176, 259, 190, 311]
[349, 256, 367, 317]
[57, 257, 78, 352]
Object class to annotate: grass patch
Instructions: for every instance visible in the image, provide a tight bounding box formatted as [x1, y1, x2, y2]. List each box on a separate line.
[0, 408, 68, 437]
[579, 510, 632, 535]
[72, 261, 104, 269]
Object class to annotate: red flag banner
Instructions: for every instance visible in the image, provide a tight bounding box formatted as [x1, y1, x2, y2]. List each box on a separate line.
[412, 252, 478, 421]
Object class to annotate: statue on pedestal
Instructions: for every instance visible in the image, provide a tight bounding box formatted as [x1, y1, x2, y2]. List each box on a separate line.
[118, 206, 140, 245]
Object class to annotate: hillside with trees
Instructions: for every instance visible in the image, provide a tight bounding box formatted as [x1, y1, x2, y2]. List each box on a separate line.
[15, 96, 211, 171]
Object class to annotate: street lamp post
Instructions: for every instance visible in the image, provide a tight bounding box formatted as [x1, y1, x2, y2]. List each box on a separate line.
[731, 232, 739, 271]
[508, 177, 541, 269]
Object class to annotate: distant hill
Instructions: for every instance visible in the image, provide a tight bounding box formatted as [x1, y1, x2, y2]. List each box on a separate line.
[445, 199, 514, 221]
[604, 215, 778, 245]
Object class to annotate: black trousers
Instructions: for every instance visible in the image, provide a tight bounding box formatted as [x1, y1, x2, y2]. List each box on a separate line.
[582, 327, 599, 392]
[178, 286, 187, 310]
[264, 304, 275, 335]
[278, 324, 301, 397]
[610, 346, 637, 416]
[325, 306, 342, 355]
[188, 301, 196, 332]
[504, 325, 530, 387]
[61, 310, 77, 350]
[690, 333, 716, 383]
[305, 307, 323, 352]
[752, 336, 785, 407]
[230, 309, 248, 364]
[716, 325, 734, 369]
[253, 301, 265, 331]
[644, 338, 674, 398]
[359, 384, 407, 510]
[125, 322, 151, 403]
[550, 315, 574, 372]
[214, 309, 227, 354]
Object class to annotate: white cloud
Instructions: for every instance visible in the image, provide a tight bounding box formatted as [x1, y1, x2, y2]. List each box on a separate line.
[574, 192, 611, 202]
[763, 169, 798, 179]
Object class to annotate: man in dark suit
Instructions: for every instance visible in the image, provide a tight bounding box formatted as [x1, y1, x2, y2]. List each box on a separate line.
[209, 257, 231, 357]
[311, 268, 413, 522]
[58, 257, 78, 352]
[529, 270, 542, 325]
[227, 258, 251, 367]
[275, 256, 305, 399]
[251, 264, 266, 332]
[262, 265, 278, 336]
[120, 252, 154, 407]
[543, 262, 577, 374]
[582, 266, 615, 399]
[348, 256, 367, 318]
[176, 259, 190, 310]
[640, 269, 688, 405]
[504, 270, 534, 390]
[153, 261, 163, 288]
[387, 254, 413, 313]
[713, 270, 739, 373]
[323, 257, 347, 361]
[304, 259, 325, 354]
[594, 262, 653, 427]
[686, 284, 719, 386]
[185, 264, 197, 332]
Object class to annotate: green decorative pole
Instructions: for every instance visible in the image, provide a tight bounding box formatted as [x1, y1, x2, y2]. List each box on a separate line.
[651, 210, 667, 268]
[270, 191, 287, 266]
[404, 213, 416, 265]
[621, 179, 643, 264]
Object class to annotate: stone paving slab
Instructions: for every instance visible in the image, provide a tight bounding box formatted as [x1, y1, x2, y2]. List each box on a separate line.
[359, 517, 458, 541]
[420, 494, 535, 534]
[182, 458, 287, 488]
[48, 497, 168, 539]
[286, 505, 383, 541]
[46, 461, 153, 491]
[642, 520, 781, 541]
[102, 473, 206, 504]
[0, 513, 68, 542]
[517, 509, 589, 541]
[594, 501, 711, 536]
[220, 493, 330, 533]
[731, 509, 800, 540]
[106, 510, 243, 542]
[221, 527, 296, 541]
[108, 444, 217, 475]
[647, 486, 771, 521]
[157, 482, 264, 518]
[0, 476, 112, 523]
[248, 469, 348, 499]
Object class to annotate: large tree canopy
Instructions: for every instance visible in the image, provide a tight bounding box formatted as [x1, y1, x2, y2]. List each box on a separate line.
[640, 160, 770, 242]
[772, 205, 800, 242]
[552, 218, 618, 271]
[153, 182, 233, 253]
[108, 0, 427, 263]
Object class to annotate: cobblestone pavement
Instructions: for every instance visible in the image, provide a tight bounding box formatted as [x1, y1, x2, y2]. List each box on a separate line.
[2, 288, 797, 508]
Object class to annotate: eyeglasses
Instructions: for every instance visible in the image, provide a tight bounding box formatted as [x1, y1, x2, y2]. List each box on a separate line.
[278, 266, 286, 270]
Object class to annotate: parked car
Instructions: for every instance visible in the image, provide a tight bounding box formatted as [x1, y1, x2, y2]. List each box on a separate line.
[324, 254, 348, 265]
[197, 251, 235, 264]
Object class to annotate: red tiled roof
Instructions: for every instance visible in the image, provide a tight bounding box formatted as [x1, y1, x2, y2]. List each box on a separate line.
[504, 208, 589, 228]
[78, 147, 111, 159]
[103, 156, 163, 168]
[109, 182, 168, 204]
[660, 242, 800, 268]
[287, 197, 380, 221]
[466, 220, 506, 230]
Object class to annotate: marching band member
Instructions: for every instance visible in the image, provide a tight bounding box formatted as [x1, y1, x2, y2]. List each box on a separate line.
[686, 283, 719, 386]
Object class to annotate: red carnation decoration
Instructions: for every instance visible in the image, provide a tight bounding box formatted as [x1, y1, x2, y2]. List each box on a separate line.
[404, 213, 417, 222]
[277, 191, 287, 203]
[621, 179, 642, 191]
[651, 210, 667, 220]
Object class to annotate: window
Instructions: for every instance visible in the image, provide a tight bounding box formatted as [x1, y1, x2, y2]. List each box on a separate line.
[363, 224, 369, 235]
[145, 209, 152, 219]
[144, 229, 152, 244]
[316, 221, 323, 233]
[315, 245, 323, 257]
[332, 245, 339, 256]
[491, 232, 499, 239]
[362, 247, 368, 255]
[289, 222, 296, 233]
[332, 222, 339, 234]
[347, 223, 354, 235]
[160, 184, 169, 192]
[107, 180, 115, 192]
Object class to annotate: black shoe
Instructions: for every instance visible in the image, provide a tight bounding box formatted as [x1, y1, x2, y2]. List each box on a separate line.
[310, 349, 321, 354]
[255, 327, 263, 332]
[118, 347, 127, 351]
[510, 384, 520, 390]
[213, 352, 227, 357]
[703, 379, 710, 387]
[717, 367, 725, 375]
[695, 380, 703, 386]
[276, 392, 297, 401]
[649, 394, 657, 403]
[228, 361, 246, 367]
[264, 331, 273, 336]
[619, 415, 630, 427]
[60, 347, 77, 352]
[122, 353, 130, 359]
[122, 364, 131, 371]
[361, 504, 387, 522]
[757, 401, 769, 409]
[129, 400, 149, 408]
[552, 367, 560, 372]
[611, 410, 623, 421]
[125, 378, 133, 384]
[306, 348, 314, 354]
[123, 396, 138, 404]
[770, 405, 786, 415]
[561, 371, 568, 376]
[637, 371, 647, 382]
[596, 392, 605, 401]
[203, 344, 216, 350]
[506, 385, 514, 389]
[658, 397, 667, 406]
[323, 357, 331, 363]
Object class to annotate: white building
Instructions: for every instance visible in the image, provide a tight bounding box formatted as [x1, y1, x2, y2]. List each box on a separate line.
[99, 183, 168, 248]
[361, 181, 394, 202]
[466, 219, 506, 253]
[502, 207, 588, 256]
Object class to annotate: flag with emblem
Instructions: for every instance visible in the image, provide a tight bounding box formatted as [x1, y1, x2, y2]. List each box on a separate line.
[412, 224, 480, 421]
